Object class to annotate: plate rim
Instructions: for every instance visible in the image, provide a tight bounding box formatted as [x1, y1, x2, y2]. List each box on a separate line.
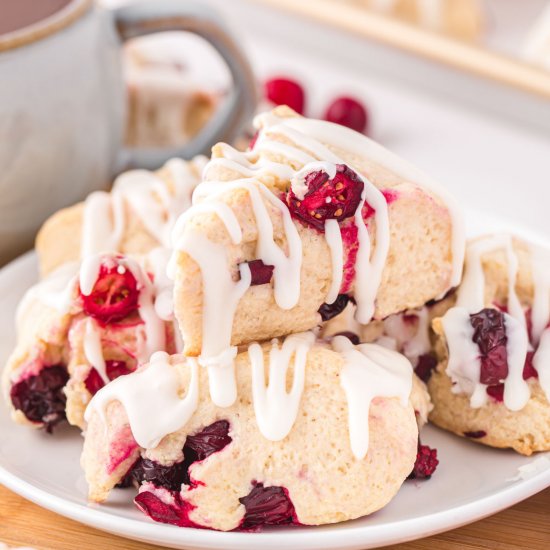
[1, 251, 549, 550]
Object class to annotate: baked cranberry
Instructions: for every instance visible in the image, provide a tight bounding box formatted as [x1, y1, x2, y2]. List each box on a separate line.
[80, 259, 139, 324]
[523, 351, 538, 380]
[287, 164, 364, 231]
[318, 294, 350, 322]
[131, 458, 188, 492]
[464, 431, 486, 438]
[324, 96, 368, 134]
[408, 441, 438, 479]
[264, 77, 305, 114]
[10, 366, 69, 432]
[84, 368, 104, 396]
[470, 309, 508, 385]
[84, 360, 134, 396]
[414, 354, 438, 383]
[486, 384, 504, 402]
[134, 491, 201, 528]
[244, 260, 275, 286]
[239, 482, 299, 530]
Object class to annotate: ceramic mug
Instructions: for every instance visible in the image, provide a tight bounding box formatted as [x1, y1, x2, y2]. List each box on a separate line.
[0, 0, 256, 265]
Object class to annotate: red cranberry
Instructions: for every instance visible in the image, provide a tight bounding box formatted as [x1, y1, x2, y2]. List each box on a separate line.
[318, 294, 350, 322]
[408, 441, 439, 479]
[80, 259, 140, 324]
[244, 260, 275, 286]
[464, 431, 486, 439]
[134, 491, 201, 528]
[414, 354, 438, 383]
[523, 351, 538, 380]
[239, 482, 299, 530]
[131, 458, 189, 492]
[10, 366, 69, 432]
[287, 164, 364, 231]
[470, 309, 508, 385]
[486, 383, 504, 402]
[183, 420, 232, 463]
[264, 77, 305, 114]
[324, 96, 368, 134]
[84, 360, 134, 396]
[84, 368, 104, 396]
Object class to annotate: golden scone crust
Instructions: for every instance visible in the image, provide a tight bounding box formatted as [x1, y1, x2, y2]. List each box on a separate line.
[83, 346, 419, 530]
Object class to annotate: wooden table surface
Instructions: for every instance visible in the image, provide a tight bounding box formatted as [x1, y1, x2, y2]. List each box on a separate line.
[0, 484, 548, 550]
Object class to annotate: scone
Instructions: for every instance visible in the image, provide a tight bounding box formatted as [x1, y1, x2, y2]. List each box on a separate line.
[170, 107, 465, 371]
[429, 234, 550, 455]
[82, 334, 426, 530]
[2, 251, 177, 431]
[359, 0, 484, 41]
[36, 156, 206, 278]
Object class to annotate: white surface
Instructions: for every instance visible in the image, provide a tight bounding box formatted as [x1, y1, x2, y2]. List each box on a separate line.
[0, 247, 549, 550]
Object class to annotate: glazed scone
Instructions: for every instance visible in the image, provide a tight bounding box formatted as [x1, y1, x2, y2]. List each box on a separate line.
[82, 335, 419, 530]
[2, 252, 177, 431]
[170, 107, 464, 363]
[36, 156, 206, 278]
[429, 234, 550, 455]
[359, 0, 484, 41]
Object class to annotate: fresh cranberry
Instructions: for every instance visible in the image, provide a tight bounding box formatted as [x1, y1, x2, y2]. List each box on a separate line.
[486, 383, 504, 402]
[333, 331, 360, 345]
[287, 164, 364, 231]
[239, 482, 299, 530]
[414, 354, 438, 383]
[84, 360, 134, 396]
[264, 77, 305, 114]
[324, 96, 368, 134]
[244, 260, 275, 286]
[10, 366, 69, 432]
[408, 442, 439, 479]
[134, 491, 201, 528]
[318, 294, 350, 322]
[470, 309, 508, 385]
[464, 431, 486, 439]
[80, 259, 140, 324]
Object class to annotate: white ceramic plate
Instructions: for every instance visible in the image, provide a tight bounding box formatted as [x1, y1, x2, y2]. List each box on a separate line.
[1, 231, 549, 550]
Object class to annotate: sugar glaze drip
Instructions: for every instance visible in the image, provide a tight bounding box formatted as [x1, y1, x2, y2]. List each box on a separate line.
[86, 351, 199, 449]
[332, 335, 413, 459]
[248, 331, 315, 441]
[441, 235, 550, 410]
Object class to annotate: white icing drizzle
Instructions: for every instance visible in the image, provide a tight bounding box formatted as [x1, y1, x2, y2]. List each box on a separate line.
[79, 255, 103, 297]
[441, 235, 550, 411]
[333, 336, 412, 459]
[324, 219, 344, 304]
[249, 332, 315, 441]
[81, 157, 203, 258]
[533, 327, 550, 403]
[83, 319, 108, 384]
[85, 352, 199, 449]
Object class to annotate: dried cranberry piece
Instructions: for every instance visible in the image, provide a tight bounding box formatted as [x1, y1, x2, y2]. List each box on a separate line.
[245, 260, 275, 286]
[333, 331, 360, 345]
[80, 259, 139, 324]
[470, 309, 508, 385]
[134, 491, 201, 528]
[287, 164, 364, 231]
[239, 482, 299, 530]
[414, 354, 438, 383]
[324, 96, 369, 134]
[264, 77, 305, 114]
[318, 294, 350, 322]
[408, 441, 439, 480]
[464, 431, 486, 439]
[10, 366, 69, 432]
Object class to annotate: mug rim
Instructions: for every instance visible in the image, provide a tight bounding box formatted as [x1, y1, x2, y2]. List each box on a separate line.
[0, 0, 93, 53]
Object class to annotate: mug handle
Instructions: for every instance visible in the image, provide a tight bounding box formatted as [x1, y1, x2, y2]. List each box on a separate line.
[113, 1, 257, 171]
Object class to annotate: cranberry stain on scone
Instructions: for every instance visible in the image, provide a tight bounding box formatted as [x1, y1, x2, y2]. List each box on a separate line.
[169, 107, 465, 392]
[2, 252, 178, 431]
[430, 234, 550, 455]
[82, 335, 421, 531]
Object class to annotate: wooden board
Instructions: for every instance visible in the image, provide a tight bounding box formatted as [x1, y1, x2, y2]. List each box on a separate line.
[0, 484, 548, 549]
